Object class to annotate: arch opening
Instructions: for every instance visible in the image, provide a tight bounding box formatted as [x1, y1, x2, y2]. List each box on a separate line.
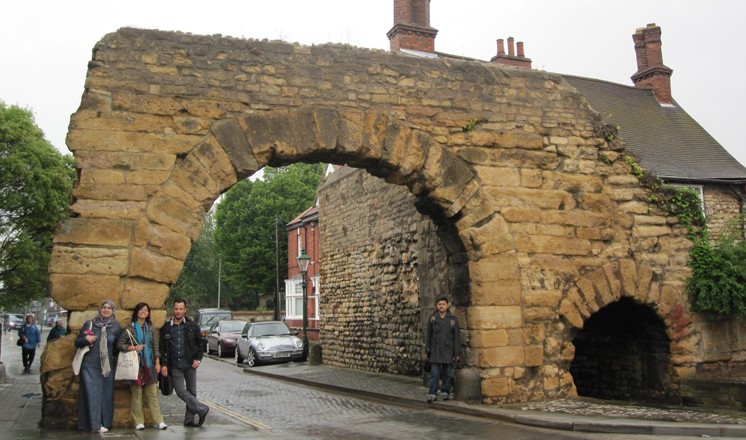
[569, 297, 676, 403]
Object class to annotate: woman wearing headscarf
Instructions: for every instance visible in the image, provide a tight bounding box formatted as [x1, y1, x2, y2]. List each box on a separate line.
[75, 300, 121, 433]
[117, 302, 167, 431]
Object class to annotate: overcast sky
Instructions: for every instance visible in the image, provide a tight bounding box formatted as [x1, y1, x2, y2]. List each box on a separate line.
[2, 1, 745, 168]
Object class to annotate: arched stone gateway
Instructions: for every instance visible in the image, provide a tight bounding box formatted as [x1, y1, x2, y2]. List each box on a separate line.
[42, 27, 700, 426]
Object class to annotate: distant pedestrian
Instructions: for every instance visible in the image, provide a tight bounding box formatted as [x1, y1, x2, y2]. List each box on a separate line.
[18, 314, 41, 374]
[160, 298, 209, 427]
[46, 319, 67, 343]
[76, 300, 122, 434]
[424, 296, 461, 403]
[117, 302, 168, 431]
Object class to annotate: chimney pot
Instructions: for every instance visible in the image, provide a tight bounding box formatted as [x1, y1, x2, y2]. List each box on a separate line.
[517, 41, 525, 57]
[497, 39, 505, 55]
[507, 37, 515, 57]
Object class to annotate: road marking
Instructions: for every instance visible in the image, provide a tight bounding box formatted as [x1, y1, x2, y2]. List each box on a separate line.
[202, 398, 272, 430]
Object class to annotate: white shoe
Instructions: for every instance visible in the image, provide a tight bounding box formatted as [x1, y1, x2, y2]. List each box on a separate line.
[134, 424, 145, 430]
[96, 427, 109, 433]
[155, 422, 168, 430]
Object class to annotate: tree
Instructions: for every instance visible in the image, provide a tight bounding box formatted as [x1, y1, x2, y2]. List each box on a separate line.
[169, 210, 226, 309]
[0, 102, 76, 308]
[214, 163, 324, 309]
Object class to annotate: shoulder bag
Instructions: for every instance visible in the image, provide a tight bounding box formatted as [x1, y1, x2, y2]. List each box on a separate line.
[72, 322, 93, 375]
[114, 329, 139, 381]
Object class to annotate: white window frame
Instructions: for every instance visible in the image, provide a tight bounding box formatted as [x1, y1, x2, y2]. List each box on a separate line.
[668, 183, 706, 216]
[311, 275, 320, 320]
[284, 279, 304, 319]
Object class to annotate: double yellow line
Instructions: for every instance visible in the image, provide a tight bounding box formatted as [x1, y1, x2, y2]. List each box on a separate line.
[202, 398, 272, 431]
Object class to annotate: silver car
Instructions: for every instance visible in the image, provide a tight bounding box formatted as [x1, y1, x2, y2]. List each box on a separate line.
[235, 321, 304, 367]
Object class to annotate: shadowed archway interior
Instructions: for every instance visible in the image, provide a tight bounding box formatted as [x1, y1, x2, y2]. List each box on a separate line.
[570, 297, 675, 403]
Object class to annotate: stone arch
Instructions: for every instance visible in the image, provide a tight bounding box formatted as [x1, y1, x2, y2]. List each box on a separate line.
[47, 104, 522, 427]
[558, 258, 699, 400]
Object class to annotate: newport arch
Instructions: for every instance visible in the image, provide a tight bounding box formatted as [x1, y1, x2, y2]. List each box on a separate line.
[41, 27, 703, 426]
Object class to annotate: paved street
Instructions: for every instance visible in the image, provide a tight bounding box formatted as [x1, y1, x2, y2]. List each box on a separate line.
[1, 330, 744, 439]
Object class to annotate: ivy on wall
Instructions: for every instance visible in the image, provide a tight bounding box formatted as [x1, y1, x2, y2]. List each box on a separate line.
[622, 150, 746, 316]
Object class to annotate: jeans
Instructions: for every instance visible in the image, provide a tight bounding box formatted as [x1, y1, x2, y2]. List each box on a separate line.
[428, 362, 454, 396]
[171, 367, 209, 423]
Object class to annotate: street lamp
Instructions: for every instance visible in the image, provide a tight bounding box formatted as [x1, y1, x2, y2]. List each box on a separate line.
[296, 249, 311, 360]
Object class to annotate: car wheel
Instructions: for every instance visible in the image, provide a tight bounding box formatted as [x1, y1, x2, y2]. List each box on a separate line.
[246, 347, 258, 367]
[218, 343, 224, 358]
[235, 346, 244, 364]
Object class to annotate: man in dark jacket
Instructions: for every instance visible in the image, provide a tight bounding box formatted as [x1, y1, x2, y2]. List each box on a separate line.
[159, 298, 210, 427]
[18, 314, 41, 374]
[424, 296, 461, 403]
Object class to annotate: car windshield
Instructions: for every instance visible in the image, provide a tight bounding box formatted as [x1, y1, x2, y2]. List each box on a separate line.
[253, 323, 292, 337]
[203, 313, 232, 327]
[220, 321, 246, 333]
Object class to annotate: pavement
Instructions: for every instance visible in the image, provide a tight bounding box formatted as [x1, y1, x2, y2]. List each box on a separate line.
[2, 328, 746, 438]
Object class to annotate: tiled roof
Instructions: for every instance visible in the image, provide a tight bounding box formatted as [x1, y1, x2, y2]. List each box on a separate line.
[563, 75, 746, 182]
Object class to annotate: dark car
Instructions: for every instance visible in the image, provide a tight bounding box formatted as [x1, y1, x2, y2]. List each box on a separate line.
[206, 320, 246, 357]
[235, 321, 304, 367]
[195, 308, 232, 351]
[3, 314, 24, 333]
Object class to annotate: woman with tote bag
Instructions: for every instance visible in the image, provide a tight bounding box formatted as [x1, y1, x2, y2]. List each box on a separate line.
[75, 300, 121, 434]
[117, 302, 167, 431]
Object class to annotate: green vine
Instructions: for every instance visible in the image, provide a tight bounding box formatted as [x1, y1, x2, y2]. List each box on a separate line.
[618, 154, 746, 315]
[688, 217, 746, 316]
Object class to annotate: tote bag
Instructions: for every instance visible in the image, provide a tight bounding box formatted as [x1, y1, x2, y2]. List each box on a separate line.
[115, 330, 139, 381]
[72, 322, 93, 375]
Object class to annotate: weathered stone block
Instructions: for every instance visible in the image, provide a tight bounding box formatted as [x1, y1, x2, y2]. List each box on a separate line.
[134, 219, 192, 260]
[50, 274, 121, 311]
[516, 235, 591, 256]
[54, 218, 135, 247]
[129, 247, 183, 284]
[121, 278, 171, 309]
[468, 306, 522, 330]
[50, 246, 129, 275]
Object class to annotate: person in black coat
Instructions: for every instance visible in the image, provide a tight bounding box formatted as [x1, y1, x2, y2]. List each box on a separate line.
[159, 298, 209, 427]
[424, 296, 461, 403]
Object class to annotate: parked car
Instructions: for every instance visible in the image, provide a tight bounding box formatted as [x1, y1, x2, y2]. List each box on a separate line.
[195, 308, 232, 352]
[235, 321, 304, 367]
[3, 314, 24, 333]
[206, 320, 245, 357]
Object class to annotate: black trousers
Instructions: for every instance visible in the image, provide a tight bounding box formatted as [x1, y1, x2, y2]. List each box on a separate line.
[21, 347, 36, 367]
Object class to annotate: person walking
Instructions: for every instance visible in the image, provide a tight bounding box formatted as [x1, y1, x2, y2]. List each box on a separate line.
[46, 319, 67, 343]
[159, 298, 209, 427]
[18, 314, 41, 374]
[75, 300, 122, 433]
[117, 302, 168, 431]
[424, 296, 461, 403]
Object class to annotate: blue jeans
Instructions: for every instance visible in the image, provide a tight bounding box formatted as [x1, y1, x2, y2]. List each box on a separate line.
[428, 363, 454, 396]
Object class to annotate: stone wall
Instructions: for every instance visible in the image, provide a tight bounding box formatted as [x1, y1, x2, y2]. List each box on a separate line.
[318, 166, 451, 374]
[703, 184, 743, 238]
[45, 27, 709, 425]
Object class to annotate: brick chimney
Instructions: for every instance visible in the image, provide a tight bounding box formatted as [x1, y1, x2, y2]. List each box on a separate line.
[387, 0, 438, 53]
[490, 37, 532, 68]
[631, 23, 673, 104]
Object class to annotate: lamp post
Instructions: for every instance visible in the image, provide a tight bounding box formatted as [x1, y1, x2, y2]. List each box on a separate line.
[296, 249, 311, 360]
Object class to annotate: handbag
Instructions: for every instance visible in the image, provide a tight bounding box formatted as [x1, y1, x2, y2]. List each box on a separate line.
[16, 337, 23, 347]
[158, 373, 173, 396]
[72, 346, 90, 375]
[114, 329, 139, 381]
[423, 359, 431, 373]
[72, 322, 93, 375]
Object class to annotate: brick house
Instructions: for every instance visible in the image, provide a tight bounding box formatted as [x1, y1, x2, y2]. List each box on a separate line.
[284, 197, 321, 341]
